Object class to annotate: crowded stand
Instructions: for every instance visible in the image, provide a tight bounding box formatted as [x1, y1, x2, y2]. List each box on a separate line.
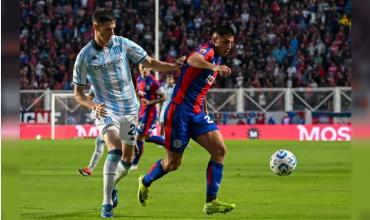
[20, 0, 351, 89]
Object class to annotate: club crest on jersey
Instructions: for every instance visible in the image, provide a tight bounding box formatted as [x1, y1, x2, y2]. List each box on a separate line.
[173, 139, 183, 148]
[205, 74, 216, 85]
[199, 48, 207, 55]
[145, 85, 151, 91]
[113, 45, 121, 54]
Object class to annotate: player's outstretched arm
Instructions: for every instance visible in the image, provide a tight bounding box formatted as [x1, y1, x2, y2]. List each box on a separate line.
[142, 56, 185, 73]
[151, 91, 166, 105]
[188, 53, 231, 77]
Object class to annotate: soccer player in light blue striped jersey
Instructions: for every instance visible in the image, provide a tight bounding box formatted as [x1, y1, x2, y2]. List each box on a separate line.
[159, 74, 176, 136]
[73, 9, 185, 218]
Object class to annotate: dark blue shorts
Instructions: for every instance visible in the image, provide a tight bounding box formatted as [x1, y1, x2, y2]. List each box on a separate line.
[137, 109, 157, 136]
[164, 102, 218, 153]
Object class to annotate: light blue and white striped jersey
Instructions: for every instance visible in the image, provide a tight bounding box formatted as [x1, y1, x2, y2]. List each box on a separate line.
[73, 35, 147, 115]
[161, 84, 175, 111]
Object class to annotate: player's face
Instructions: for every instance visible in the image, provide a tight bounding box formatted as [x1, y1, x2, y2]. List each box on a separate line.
[94, 21, 115, 45]
[167, 76, 175, 86]
[214, 34, 234, 56]
[139, 64, 151, 77]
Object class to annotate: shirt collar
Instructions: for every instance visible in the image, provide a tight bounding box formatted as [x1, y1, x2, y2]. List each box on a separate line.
[91, 38, 113, 51]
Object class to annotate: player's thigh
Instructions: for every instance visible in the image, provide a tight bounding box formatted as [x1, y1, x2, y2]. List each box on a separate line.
[164, 104, 190, 153]
[195, 130, 227, 157]
[95, 114, 121, 150]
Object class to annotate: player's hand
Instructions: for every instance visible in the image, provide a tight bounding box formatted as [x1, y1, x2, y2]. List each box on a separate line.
[141, 98, 150, 106]
[94, 103, 107, 119]
[213, 65, 232, 77]
[175, 56, 186, 67]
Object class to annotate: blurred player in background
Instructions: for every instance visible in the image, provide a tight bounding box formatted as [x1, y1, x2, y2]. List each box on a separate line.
[137, 25, 236, 215]
[73, 9, 184, 218]
[78, 91, 105, 176]
[131, 64, 166, 170]
[159, 74, 175, 137]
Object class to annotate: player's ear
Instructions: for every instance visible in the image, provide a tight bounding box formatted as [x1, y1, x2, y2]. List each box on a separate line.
[211, 33, 219, 45]
[92, 23, 99, 32]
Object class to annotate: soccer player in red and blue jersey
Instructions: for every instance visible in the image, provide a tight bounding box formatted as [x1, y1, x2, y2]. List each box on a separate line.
[132, 64, 166, 169]
[137, 26, 236, 215]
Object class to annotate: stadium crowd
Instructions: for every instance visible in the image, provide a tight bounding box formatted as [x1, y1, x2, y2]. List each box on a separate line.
[20, 0, 351, 90]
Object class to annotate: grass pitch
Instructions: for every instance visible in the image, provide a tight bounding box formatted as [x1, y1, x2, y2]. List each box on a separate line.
[20, 140, 350, 220]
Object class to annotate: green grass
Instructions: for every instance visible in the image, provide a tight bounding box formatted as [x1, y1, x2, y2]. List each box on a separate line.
[20, 140, 350, 220]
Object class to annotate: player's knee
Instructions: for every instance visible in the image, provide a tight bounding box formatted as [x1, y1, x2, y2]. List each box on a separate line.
[96, 148, 103, 154]
[104, 131, 121, 149]
[137, 134, 146, 141]
[214, 144, 227, 158]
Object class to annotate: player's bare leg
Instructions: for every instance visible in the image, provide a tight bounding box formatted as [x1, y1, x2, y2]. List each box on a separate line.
[195, 130, 236, 215]
[138, 150, 183, 206]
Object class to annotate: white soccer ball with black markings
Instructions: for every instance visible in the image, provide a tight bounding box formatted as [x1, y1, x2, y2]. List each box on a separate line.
[270, 149, 297, 176]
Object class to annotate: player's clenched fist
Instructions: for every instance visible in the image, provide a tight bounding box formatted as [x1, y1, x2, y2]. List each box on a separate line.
[93, 103, 107, 119]
[175, 56, 187, 67]
[140, 98, 150, 106]
[213, 65, 232, 77]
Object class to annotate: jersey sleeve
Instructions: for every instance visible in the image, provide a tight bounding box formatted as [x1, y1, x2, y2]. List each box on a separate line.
[194, 46, 214, 62]
[124, 38, 148, 65]
[72, 52, 88, 86]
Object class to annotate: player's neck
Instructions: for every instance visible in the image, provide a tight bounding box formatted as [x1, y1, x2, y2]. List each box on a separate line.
[94, 36, 109, 48]
[213, 48, 222, 57]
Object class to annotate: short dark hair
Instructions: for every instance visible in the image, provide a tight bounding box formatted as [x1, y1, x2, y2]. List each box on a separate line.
[92, 9, 115, 24]
[212, 25, 235, 36]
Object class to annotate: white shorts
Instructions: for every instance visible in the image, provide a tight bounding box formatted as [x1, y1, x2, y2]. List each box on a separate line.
[159, 108, 165, 124]
[95, 113, 138, 146]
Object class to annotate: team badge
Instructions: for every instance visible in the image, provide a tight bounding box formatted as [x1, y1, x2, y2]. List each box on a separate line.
[173, 139, 183, 148]
[113, 45, 121, 54]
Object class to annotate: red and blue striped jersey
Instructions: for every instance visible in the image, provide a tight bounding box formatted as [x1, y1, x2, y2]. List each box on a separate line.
[136, 74, 161, 117]
[172, 41, 222, 113]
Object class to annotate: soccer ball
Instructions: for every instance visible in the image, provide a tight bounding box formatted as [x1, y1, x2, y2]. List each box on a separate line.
[270, 149, 297, 176]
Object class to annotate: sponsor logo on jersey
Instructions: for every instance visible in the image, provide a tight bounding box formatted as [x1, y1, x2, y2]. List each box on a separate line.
[93, 58, 123, 70]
